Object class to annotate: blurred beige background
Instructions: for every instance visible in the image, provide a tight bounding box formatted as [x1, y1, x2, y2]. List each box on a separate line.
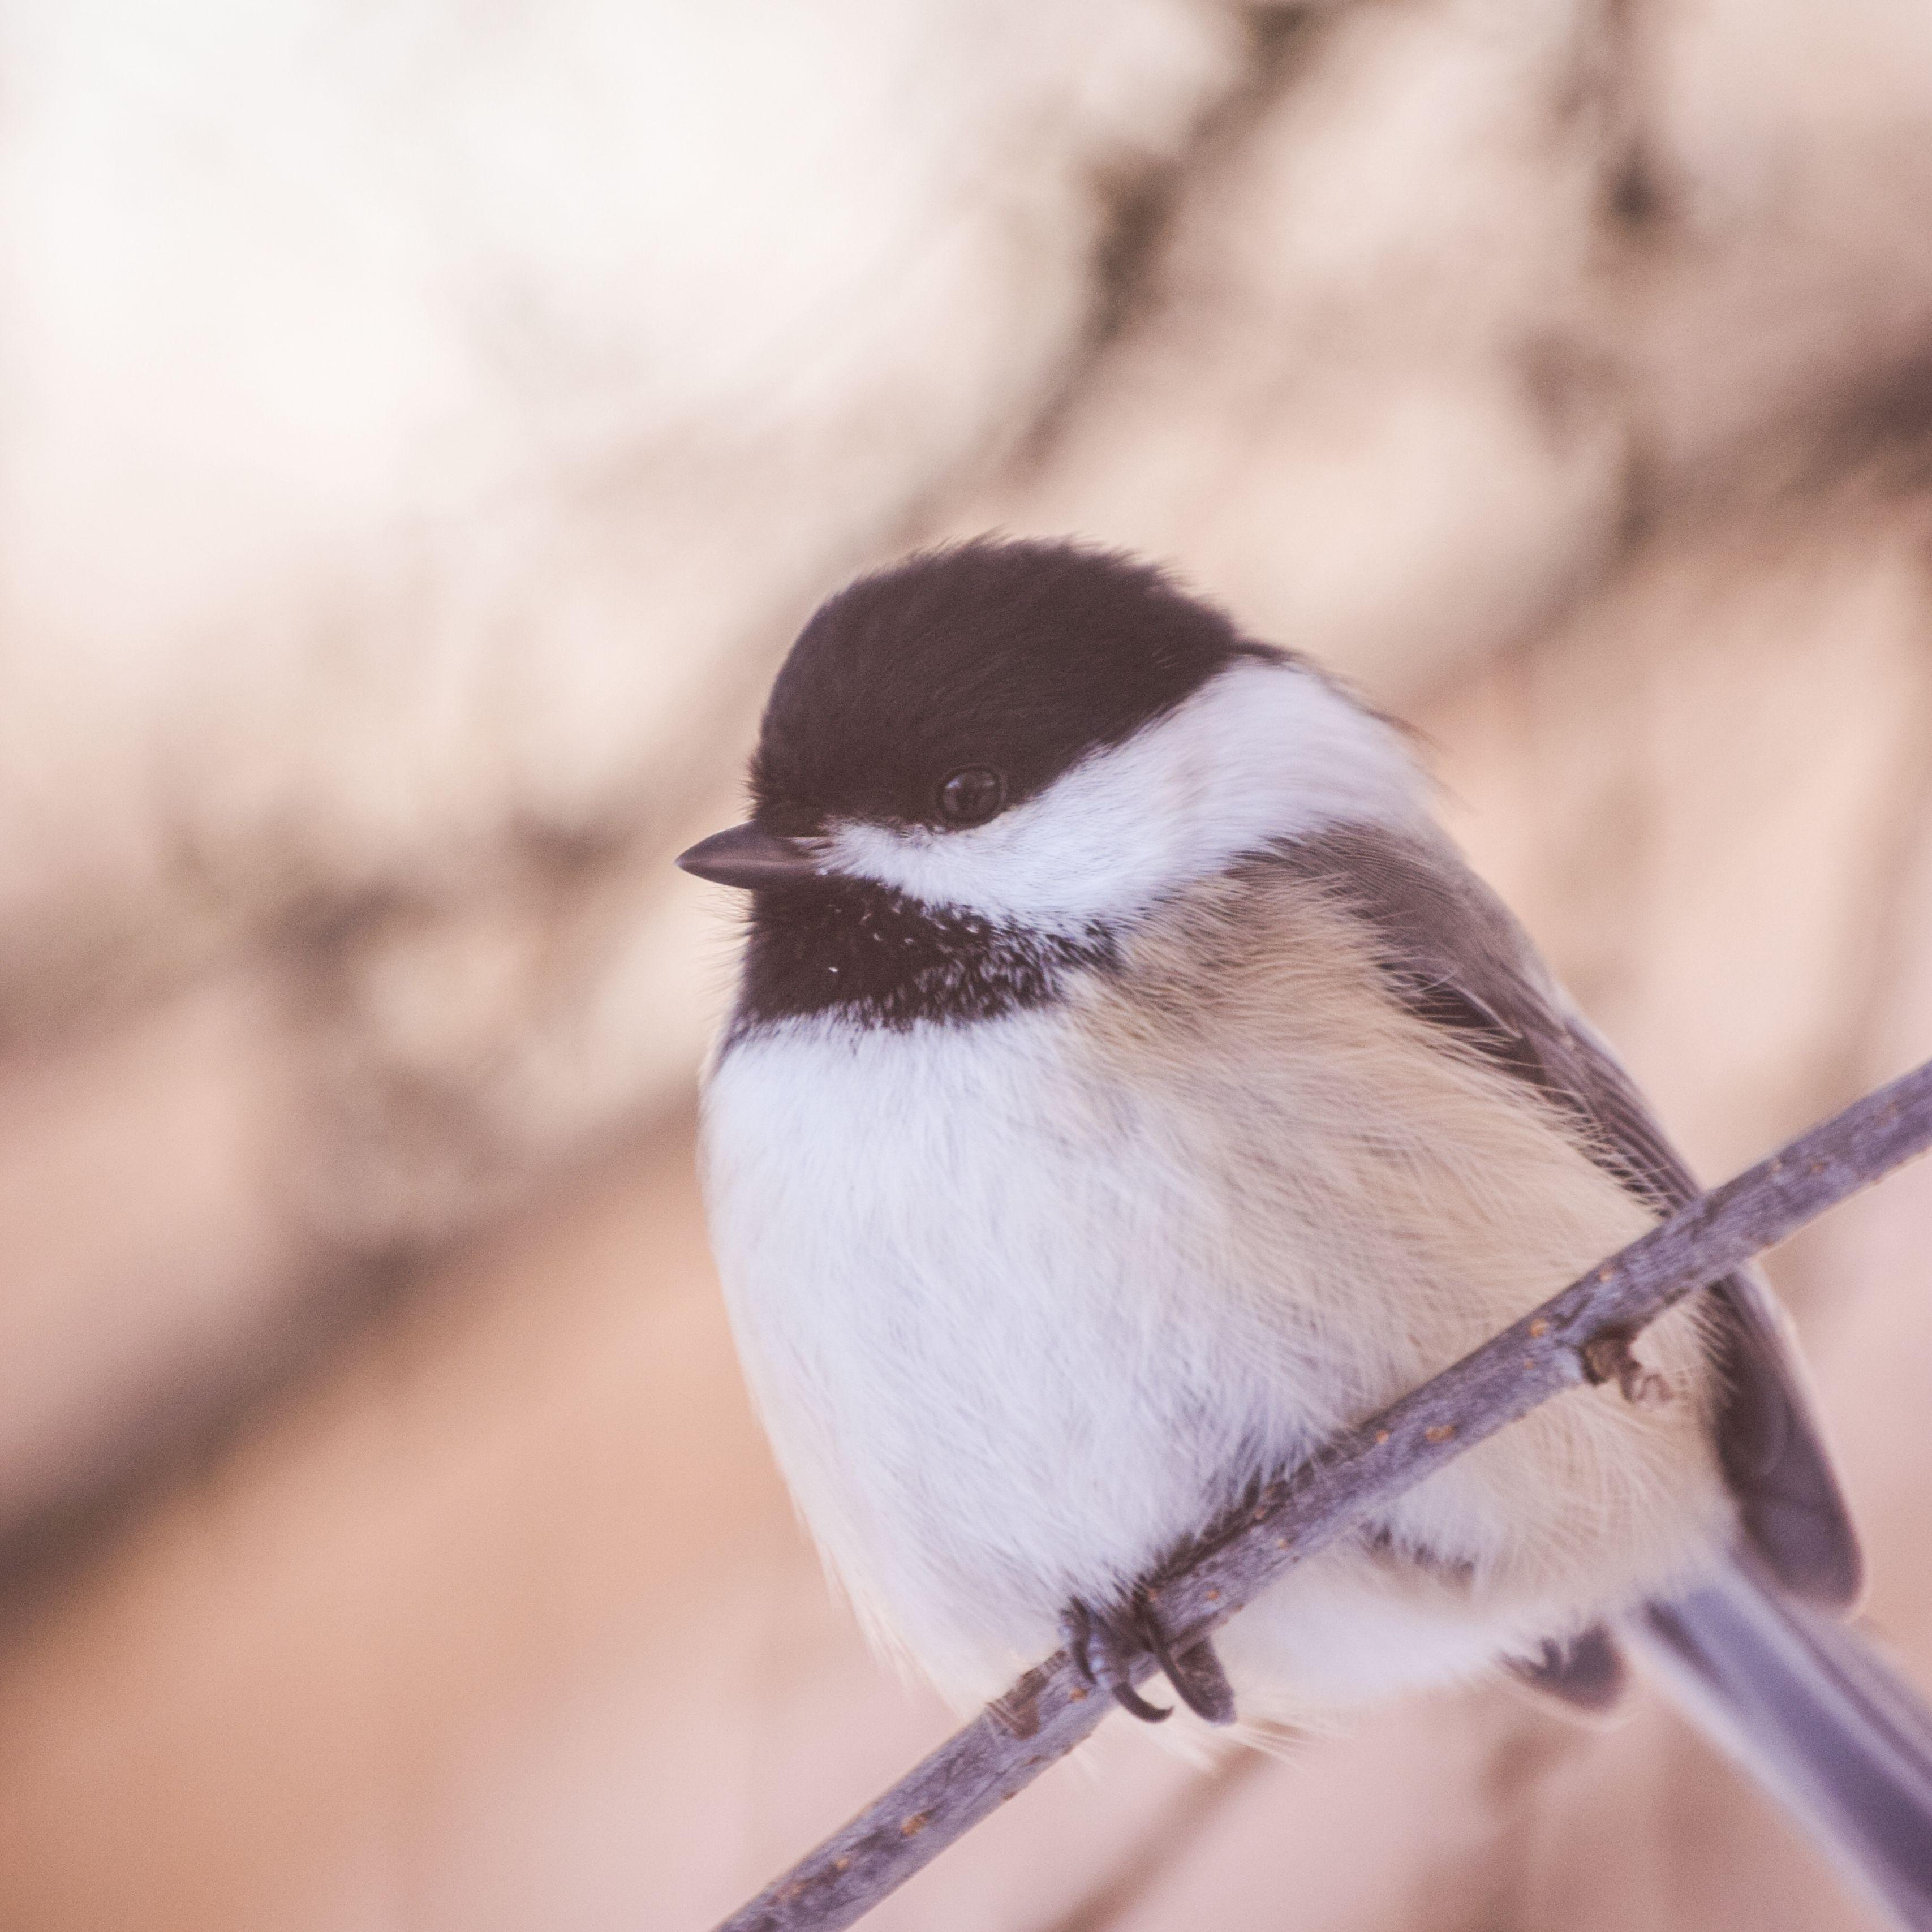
[0, 2, 1929, 1927]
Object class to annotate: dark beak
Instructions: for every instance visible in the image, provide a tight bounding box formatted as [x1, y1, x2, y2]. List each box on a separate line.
[675, 822, 828, 890]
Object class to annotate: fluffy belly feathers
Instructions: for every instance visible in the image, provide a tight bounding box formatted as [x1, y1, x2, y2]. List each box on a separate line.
[701, 978, 1730, 1717]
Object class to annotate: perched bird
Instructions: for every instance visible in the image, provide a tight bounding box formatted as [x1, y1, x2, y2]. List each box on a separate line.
[682, 537, 1932, 1922]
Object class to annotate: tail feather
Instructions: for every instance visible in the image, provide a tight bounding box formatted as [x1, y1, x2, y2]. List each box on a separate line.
[1630, 1559, 1932, 1930]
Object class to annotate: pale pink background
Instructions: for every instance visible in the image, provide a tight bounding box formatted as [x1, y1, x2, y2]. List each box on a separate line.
[1, 3, 1929, 1927]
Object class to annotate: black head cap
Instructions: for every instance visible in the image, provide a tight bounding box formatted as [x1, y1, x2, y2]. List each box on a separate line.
[750, 537, 1270, 833]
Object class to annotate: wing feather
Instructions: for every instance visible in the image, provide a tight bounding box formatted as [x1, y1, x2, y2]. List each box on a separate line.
[1266, 825, 1862, 1609]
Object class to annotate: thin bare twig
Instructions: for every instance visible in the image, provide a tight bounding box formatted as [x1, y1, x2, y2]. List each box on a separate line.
[717, 1056, 1932, 1932]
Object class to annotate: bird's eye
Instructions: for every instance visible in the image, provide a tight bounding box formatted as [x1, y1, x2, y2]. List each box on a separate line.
[936, 765, 1006, 827]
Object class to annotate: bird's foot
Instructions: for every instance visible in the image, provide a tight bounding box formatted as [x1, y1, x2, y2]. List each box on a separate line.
[1060, 1590, 1237, 1726]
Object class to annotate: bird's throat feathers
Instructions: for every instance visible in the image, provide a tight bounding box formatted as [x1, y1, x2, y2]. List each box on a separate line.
[729, 877, 1117, 1037]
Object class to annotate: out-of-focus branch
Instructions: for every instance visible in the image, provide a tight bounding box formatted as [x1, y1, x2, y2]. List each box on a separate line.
[716, 1056, 1932, 1932]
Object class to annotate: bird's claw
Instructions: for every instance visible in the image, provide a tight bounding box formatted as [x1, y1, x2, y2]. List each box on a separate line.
[1063, 1595, 1172, 1722]
[1061, 1591, 1237, 1726]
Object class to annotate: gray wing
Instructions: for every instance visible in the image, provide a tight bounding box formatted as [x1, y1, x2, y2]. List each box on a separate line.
[1267, 825, 1862, 1611]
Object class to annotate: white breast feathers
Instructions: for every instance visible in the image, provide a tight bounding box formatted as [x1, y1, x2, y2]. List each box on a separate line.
[699, 867, 1730, 1722]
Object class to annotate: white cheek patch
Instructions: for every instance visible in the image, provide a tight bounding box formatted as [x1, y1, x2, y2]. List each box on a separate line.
[821, 657, 1430, 928]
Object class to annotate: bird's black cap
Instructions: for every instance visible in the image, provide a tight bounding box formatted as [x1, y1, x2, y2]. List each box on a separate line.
[748, 537, 1271, 833]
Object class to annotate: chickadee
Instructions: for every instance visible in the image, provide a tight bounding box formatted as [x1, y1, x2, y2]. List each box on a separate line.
[682, 538, 1932, 1920]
